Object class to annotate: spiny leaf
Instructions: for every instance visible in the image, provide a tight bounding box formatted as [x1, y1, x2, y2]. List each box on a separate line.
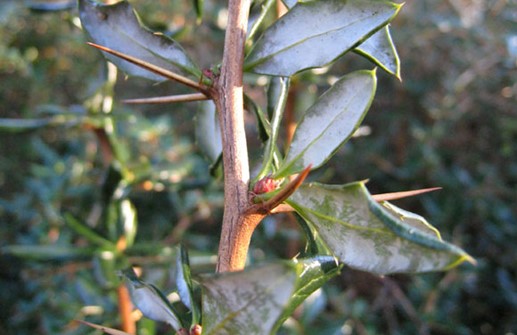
[79, 0, 200, 81]
[275, 70, 376, 177]
[355, 26, 401, 79]
[245, 0, 402, 76]
[288, 182, 475, 275]
[199, 263, 297, 335]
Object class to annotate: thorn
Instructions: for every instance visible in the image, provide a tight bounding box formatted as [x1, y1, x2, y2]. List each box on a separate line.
[86, 42, 207, 94]
[372, 187, 442, 202]
[122, 93, 209, 104]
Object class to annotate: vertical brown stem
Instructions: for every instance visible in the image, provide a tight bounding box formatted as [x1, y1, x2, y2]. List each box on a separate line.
[214, 0, 254, 273]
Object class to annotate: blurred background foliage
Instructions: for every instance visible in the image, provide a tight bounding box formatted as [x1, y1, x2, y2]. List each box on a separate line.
[0, 0, 516, 334]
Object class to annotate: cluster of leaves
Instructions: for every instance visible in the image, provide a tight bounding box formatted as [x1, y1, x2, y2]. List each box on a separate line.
[4, 0, 515, 334]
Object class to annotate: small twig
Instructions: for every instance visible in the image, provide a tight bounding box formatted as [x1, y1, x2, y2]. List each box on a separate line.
[86, 42, 209, 95]
[122, 93, 209, 104]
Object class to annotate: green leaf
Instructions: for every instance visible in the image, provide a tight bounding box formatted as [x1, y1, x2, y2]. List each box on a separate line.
[193, 0, 204, 24]
[254, 77, 290, 182]
[26, 0, 75, 12]
[288, 182, 475, 275]
[247, 0, 276, 42]
[245, 0, 402, 76]
[272, 256, 341, 332]
[0, 118, 52, 131]
[195, 100, 222, 163]
[355, 26, 401, 79]
[1, 245, 96, 261]
[176, 245, 201, 325]
[63, 213, 115, 249]
[121, 268, 184, 330]
[275, 70, 377, 177]
[79, 0, 200, 81]
[199, 263, 298, 335]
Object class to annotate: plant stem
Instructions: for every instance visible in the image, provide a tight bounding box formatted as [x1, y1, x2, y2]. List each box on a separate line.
[214, 0, 253, 273]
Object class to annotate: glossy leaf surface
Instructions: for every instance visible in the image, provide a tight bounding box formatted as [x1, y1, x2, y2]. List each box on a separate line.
[176, 245, 201, 325]
[122, 268, 183, 330]
[275, 70, 376, 177]
[288, 182, 475, 274]
[200, 263, 297, 335]
[272, 256, 340, 332]
[355, 26, 401, 79]
[245, 0, 402, 76]
[79, 0, 200, 81]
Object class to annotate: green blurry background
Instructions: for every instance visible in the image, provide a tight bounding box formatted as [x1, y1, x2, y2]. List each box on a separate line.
[1, 1, 516, 334]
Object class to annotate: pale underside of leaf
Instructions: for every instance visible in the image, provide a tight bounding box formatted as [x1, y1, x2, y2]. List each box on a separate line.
[199, 263, 297, 335]
[79, 0, 200, 82]
[275, 70, 376, 177]
[288, 182, 475, 275]
[245, 0, 401, 76]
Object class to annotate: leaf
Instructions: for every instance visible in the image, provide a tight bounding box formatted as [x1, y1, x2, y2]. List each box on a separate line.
[288, 182, 475, 275]
[119, 199, 137, 248]
[193, 0, 204, 24]
[274, 70, 376, 177]
[247, 0, 276, 42]
[199, 263, 298, 335]
[245, 0, 402, 76]
[0, 118, 53, 132]
[176, 245, 201, 325]
[254, 77, 290, 181]
[355, 26, 401, 79]
[26, 0, 75, 12]
[79, 0, 200, 82]
[63, 213, 115, 249]
[277, 2, 401, 79]
[121, 268, 183, 330]
[76, 320, 132, 335]
[1, 245, 96, 261]
[195, 100, 222, 163]
[272, 256, 340, 333]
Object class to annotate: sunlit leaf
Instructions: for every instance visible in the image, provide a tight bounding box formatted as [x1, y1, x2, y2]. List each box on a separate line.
[176, 245, 201, 325]
[288, 182, 475, 275]
[245, 0, 402, 76]
[195, 100, 222, 163]
[79, 0, 200, 81]
[272, 256, 340, 332]
[199, 263, 297, 335]
[120, 199, 137, 248]
[355, 26, 401, 79]
[274, 70, 376, 177]
[121, 268, 183, 330]
[254, 76, 289, 181]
